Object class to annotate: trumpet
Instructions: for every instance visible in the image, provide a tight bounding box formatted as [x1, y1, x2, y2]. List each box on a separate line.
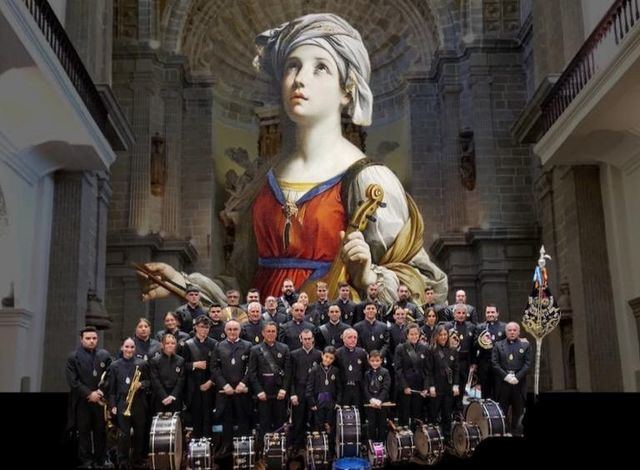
[123, 366, 141, 417]
[97, 371, 114, 430]
[477, 329, 494, 350]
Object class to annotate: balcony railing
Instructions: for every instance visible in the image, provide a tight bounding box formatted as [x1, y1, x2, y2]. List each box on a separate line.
[541, 0, 640, 134]
[22, 0, 108, 134]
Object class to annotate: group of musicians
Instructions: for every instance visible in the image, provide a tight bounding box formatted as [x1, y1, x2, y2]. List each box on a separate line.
[66, 281, 531, 469]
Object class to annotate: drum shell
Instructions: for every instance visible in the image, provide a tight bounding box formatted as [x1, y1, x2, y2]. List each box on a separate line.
[149, 412, 182, 470]
[306, 432, 330, 470]
[414, 424, 444, 464]
[385, 428, 414, 463]
[336, 407, 361, 458]
[367, 440, 386, 469]
[188, 438, 211, 470]
[264, 432, 287, 469]
[233, 436, 255, 470]
[464, 399, 506, 438]
[451, 422, 482, 458]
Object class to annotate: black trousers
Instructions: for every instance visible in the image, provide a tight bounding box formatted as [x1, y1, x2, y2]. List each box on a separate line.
[429, 390, 454, 440]
[115, 397, 147, 466]
[497, 382, 525, 435]
[218, 394, 252, 447]
[340, 384, 362, 407]
[455, 357, 470, 415]
[188, 387, 214, 438]
[76, 401, 107, 465]
[291, 387, 310, 448]
[365, 407, 388, 442]
[399, 392, 424, 427]
[477, 360, 497, 400]
[257, 397, 287, 442]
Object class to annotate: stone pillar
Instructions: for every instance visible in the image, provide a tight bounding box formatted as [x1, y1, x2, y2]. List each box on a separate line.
[42, 171, 105, 392]
[161, 85, 183, 237]
[563, 165, 623, 391]
[0, 309, 33, 391]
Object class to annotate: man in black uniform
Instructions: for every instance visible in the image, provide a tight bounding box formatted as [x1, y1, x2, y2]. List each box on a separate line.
[316, 304, 350, 350]
[241, 301, 265, 345]
[388, 305, 408, 357]
[279, 302, 316, 351]
[492, 322, 530, 436]
[240, 288, 262, 312]
[392, 284, 424, 324]
[445, 304, 477, 417]
[263, 296, 288, 325]
[354, 301, 390, 362]
[394, 323, 428, 427]
[443, 290, 478, 324]
[207, 303, 227, 342]
[306, 347, 341, 438]
[277, 278, 298, 318]
[364, 350, 391, 442]
[354, 283, 386, 323]
[421, 286, 446, 324]
[108, 337, 150, 470]
[176, 285, 206, 334]
[133, 318, 161, 362]
[222, 289, 247, 323]
[210, 320, 252, 454]
[335, 328, 368, 407]
[66, 326, 113, 469]
[290, 329, 322, 452]
[249, 321, 292, 442]
[474, 304, 507, 400]
[183, 316, 217, 438]
[335, 282, 357, 325]
[306, 281, 331, 326]
[155, 311, 190, 355]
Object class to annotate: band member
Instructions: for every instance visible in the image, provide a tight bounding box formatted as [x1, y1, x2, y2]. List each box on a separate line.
[421, 307, 438, 346]
[445, 304, 476, 416]
[279, 302, 316, 350]
[155, 311, 190, 355]
[182, 316, 217, 438]
[306, 346, 341, 437]
[443, 290, 478, 324]
[276, 278, 298, 318]
[475, 304, 507, 400]
[133, 318, 161, 362]
[421, 286, 446, 323]
[249, 321, 292, 442]
[290, 329, 322, 452]
[108, 337, 150, 470]
[392, 284, 424, 324]
[353, 283, 387, 323]
[210, 320, 252, 453]
[388, 305, 409, 356]
[492, 322, 530, 437]
[306, 281, 330, 326]
[241, 301, 265, 345]
[176, 285, 206, 334]
[335, 328, 368, 407]
[222, 289, 247, 323]
[65, 326, 113, 469]
[149, 333, 185, 413]
[207, 303, 227, 342]
[364, 350, 391, 442]
[263, 295, 288, 325]
[354, 301, 390, 361]
[316, 303, 350, 350]
[336, 281, 357, 325]
[240, 287, 262, 311]
[427, 325, 459, 441]
[394, 323, 428, 427]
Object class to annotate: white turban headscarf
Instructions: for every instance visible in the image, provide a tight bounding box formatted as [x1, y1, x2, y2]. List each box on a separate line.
[254, 13, 373, 126]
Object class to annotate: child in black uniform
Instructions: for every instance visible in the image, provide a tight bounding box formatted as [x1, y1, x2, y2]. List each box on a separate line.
[364, 350, 391, 442]
[306, 346, 342, 436]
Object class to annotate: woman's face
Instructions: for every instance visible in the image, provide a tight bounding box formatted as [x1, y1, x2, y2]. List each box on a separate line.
[164, 314, 177, 331]
[437, 329, 448, 347]
[426, 311, 437, 326]
[281, 44, 349, 124]
[136, 321, 150, 340]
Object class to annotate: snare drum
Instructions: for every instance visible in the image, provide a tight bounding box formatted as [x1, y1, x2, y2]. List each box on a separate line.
[451, 421, 482, 458]
[264, 432, 287, 469]
[367, 440, 386, 469]
[386, 426, 414, 463]
[149, 412, 183, 470]
[188, 438, 211, 470]
[306, 431, 330, 470]
[414, 424, 444, 465]
[464, 399, 506, 438]
[336, 406, 361, 458]
[232, 435, 255, 470]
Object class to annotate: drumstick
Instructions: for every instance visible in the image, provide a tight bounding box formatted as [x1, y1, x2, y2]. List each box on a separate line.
[364, 402, 396, 408]
[410, 389, 425, 395]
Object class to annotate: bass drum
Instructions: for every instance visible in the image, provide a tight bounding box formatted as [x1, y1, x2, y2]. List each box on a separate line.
[367, 440, 386, 469]
[149, 412, 182, 470]
[464, 399, 506, 438]
[451, 421, 482, 459]
[386, 426, 414, 464]
[414, 424, 444, 466]
[188, 438, 211, 470]
[306, 431, 330, 470]
[232, 435, 255, 470]
[336, 406, 361, 458]
[263, 432, 287, 470]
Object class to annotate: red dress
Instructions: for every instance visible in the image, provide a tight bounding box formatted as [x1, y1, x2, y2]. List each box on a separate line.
[251, 170, 347, 297]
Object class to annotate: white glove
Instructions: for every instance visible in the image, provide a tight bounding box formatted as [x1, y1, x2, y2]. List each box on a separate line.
[509, 376, 519, 385]
[504, 373, 515, 383]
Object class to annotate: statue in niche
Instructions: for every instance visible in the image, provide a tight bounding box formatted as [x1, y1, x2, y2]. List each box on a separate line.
[137, 13, 448, 307]
[150, 132, 166, 196]
[459, 128, 476, 191]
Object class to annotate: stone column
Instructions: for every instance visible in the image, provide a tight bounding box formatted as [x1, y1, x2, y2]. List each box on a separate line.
[161, 86, 183, 237]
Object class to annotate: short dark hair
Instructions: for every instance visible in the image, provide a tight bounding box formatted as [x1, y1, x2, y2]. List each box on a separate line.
[247, 288, 260, 295]
[368, 350, 382, 359]
[424, 286, 434, 292]
[209, 303, 221, 309]
[338, 281, 350, 289]
[79, 326, 97, 337]
[262, 321, 278, 331]
[194, 315, 212, 327]
[406, 322, 420, 334]
[485, 303, 498, 311]
[364, 300, 377, 309]
[323, 346, 337, 355]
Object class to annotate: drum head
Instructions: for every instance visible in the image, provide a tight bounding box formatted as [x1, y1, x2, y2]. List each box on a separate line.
[465, 400, 489, 437]
[386, 431, 398, 461]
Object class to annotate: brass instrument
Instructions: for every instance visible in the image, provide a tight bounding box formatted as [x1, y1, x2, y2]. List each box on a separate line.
[477, 329, 494, 350]
[123, 366, 142, 417]
[98, 371, 114, 430]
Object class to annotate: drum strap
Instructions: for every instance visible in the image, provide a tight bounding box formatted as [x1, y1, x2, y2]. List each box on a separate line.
[319, 324, 331, 345]
[185, 339, 202, 362]
[260, 343, 283, 377]
[406, 344, 419, 370]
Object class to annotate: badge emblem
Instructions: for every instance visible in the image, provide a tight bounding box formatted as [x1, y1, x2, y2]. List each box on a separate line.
[331, 375, 335, 380]
[498, 332, 503, 337]
[468, 331, 472, 336]
[357, 359, 362, 364]
[371, 335, 375, 342]
[378, 376, 383, 382]
[379, 334, 384, 339]
[176, 367, 181, 373]
[325, 379, 329, 386]
[420, 354, 425, 359]
[221, 333, 226, 338]
[277, 352, 282, 358]
[348, 364, 353, 371]
[508, 354, 514, 361]
[331, 339, 335, 345]
[126, 377, 130, 384]
[231, 358, 236, 365]
[100, 362, 105, 368]
[519, 348, 524, 354]
[93, 370, 97, 377]
[450, 355, 454, 361]
[255, 336, 259, 343]
[143, 355, 148, 361]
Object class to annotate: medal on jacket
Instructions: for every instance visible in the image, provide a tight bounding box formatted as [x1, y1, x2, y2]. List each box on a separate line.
[371, 335, 375, 342]
[255, 336, 259, 343]
[93, 369, 97, 377]
[126, 377, 131, 384]
[325, 379, 329, 386]
[282, 201, 298, 251]
[348, 364, 353, 371]
[508, 353, 514, 361]
[231, 358, 236, 365]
